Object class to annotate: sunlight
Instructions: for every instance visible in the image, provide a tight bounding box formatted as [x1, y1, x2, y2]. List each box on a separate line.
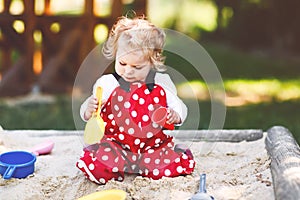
[12, 20, 25, 33]
[33, 30, 43, 75]
[178, 79, 300, 107]
[50, 22, 60, 33]
[148, 0, 217, 33]
[122, 0, 134, 4]
[221, 7, 234, 27]
[177, 81, 209, 100]
[177, 1, 217, 32]
[193, 1, 218, 31]
[35, 0, 45, 15]
[147, 0, 178, 28]
[94, 24, 108, 44]
[10, 0, 24, 15]
[33, 50, 42, 75]
[33, 30, 42, 44]
[49, 0, 84, 15]
[277, 82, 300, 101]
[94, 0, 112, 17]
[249, 0, 262, 4]
[0, 0, 3, 13]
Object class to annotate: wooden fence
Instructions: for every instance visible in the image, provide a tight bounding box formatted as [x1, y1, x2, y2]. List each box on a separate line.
[0, 0, 146, 96]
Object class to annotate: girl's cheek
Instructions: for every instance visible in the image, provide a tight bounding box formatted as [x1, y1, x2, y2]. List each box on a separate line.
[115, 65, 123, 75]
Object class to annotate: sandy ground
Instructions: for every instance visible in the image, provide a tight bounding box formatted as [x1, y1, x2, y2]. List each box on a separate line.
[0, 130, 274, 200]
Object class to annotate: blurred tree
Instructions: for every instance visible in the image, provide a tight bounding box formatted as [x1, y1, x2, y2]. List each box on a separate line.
[212, 0, 239, 39]
[270, 0, 300, 53]
[206, 0, 300, 54]
[227, 2, 272, 50]
[0, 0, 147, 96]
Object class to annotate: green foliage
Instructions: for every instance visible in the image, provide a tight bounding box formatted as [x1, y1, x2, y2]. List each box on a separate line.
[0, 42, 299, 144]
[200, 42, 300, 143]
[0, 96, 75, 130]
[225, 101, 300, 143]
[202, 42, 300, 80]
[182, 99, 300, 144]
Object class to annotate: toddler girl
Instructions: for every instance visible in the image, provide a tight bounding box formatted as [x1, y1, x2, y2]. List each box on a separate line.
[76, 15, 195, 184]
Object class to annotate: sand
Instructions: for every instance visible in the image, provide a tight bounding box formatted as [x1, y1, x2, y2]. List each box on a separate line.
[0, 130, 274, 200]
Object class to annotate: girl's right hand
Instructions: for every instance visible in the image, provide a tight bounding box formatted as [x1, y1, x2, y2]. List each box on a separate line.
[84, 96, 99, 121]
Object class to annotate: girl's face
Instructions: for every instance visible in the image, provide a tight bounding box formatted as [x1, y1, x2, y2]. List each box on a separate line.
[115, 47, 152, 83]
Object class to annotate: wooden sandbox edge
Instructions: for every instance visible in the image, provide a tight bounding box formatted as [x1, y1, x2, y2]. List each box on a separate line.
[265, 126, 300, 200]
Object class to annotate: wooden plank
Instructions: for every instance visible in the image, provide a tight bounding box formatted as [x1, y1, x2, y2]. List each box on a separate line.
[2, 129, 263, 142]
[0, 14, 111, 27]
[265, 126, 300, 200]
[165, 129, 263, 142]
[133, 0, 148, 16]
[79, 0, 96, 63]
[110, 0, 122, 27]
[1, 47, 12, 73]
[44, 0, 51, 15]
[38, 28, 83, 92]
[23, 0, 35, 83]
[3, 0, 12, 14]
[0, 56, 31, 96]
[0, 25, 26, 51]
[0, 0, 143, 96]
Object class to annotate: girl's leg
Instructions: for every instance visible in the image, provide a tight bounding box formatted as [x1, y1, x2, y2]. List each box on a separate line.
[76, 141, 126, 184]
[139, 146, 195, 180]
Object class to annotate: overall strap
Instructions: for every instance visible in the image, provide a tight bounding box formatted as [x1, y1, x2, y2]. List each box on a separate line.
[112, 72, 130, 92]
[112, 70, 156, 92]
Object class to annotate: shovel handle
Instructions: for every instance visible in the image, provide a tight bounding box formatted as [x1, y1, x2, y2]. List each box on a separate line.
[29, 140, 55, 156]
[199, 174, 207, 193]
[95, 87, 103, 118]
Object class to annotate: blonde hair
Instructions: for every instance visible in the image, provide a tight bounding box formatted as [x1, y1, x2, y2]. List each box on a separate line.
[102, 15, 166, 72]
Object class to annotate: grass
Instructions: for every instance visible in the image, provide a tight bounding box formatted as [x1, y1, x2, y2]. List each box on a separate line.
[201, 42, 300, 80]
[224, 100, 300, 135]
[0, 96, 75, 130]
[183, 100, 300, 143]
[188, 42, 300, 143]
[0, 41, 299, 144]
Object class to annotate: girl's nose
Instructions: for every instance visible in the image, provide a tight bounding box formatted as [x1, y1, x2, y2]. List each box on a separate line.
[124, 65, 134, 75]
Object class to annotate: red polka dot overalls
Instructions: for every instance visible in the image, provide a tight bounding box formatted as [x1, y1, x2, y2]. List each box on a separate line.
[77, 73, 195, 184]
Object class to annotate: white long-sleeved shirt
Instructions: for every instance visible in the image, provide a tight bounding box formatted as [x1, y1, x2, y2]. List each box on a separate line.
[80, 73, 187, 124]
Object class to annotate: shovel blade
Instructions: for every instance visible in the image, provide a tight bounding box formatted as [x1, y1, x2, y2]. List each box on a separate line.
[84, 117, 105, 145]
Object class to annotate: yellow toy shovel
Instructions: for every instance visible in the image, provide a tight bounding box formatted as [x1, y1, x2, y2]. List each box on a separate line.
[84, 87, 105, 144]
[77, 189, 127, 200]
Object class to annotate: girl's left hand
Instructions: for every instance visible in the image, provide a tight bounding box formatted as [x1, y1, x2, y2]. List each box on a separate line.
[166, 108, 181, 124]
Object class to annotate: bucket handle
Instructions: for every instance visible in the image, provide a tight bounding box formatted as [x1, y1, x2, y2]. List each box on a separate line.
[3, 165, 16, 179]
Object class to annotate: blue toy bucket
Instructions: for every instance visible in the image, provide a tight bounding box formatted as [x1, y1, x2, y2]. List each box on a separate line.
[0, 151, 36, 179]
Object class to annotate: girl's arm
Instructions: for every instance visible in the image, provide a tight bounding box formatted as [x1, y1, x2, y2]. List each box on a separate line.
[80, 74, 119, 121]
[155, 73, 188, 125]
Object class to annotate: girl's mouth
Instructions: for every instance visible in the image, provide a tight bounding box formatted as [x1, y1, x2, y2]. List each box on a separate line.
[123, 76, 135, 81]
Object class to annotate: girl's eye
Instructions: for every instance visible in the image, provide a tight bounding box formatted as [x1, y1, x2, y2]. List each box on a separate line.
[134, 65, 144, 70]
[119, 61, 126, 66]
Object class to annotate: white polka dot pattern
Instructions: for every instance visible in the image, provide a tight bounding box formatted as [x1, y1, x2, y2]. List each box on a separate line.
[76, 84, 196, 184]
